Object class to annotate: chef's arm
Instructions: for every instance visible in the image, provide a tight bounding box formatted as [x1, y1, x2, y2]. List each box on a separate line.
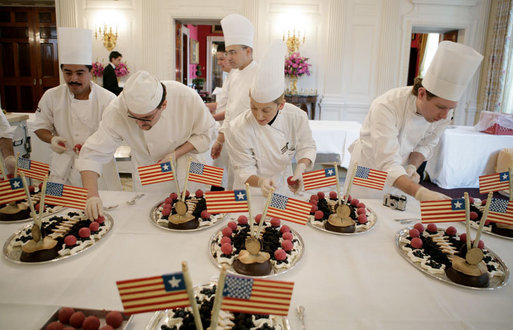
[34, 128, 55, 144]
[0, 137, 14, 158]
[406, 152, 425, 169]
[175, 141, 195, 159]
[81, 170, 100, 198]
[393, 176, 421, 197]
[245, 175, 260, 188]
[213, 111, 225, 121]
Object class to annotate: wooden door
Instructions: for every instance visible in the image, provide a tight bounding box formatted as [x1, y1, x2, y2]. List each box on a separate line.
[0, 7, 58, 112]
[175, 22, 182, 82]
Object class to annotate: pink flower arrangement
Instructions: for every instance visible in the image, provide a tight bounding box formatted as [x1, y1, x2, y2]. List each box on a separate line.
[284, 52, 311, 78]
[115, 61, 130, 77]
[91, 61, 104, 77]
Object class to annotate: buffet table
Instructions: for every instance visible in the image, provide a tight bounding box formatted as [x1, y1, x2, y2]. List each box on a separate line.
[1, 190, 513, 329]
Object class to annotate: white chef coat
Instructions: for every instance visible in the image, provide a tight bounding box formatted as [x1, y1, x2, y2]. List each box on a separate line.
[226, 103, 316, 197]
[0, 112, 15, 139]
[76, 81, 217, 193]
[214, 70, 233, 115]
[345, 86, 452, 199]
[32, 82, 121, 190]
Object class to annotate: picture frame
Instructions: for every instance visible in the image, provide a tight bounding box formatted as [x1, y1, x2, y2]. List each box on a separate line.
[190, 39, 199, 64]
[211, 24, 223, 33]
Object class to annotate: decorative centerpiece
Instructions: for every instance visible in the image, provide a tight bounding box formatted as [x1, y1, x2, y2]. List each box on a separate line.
[114, 61, 129, 78]
[91, 61, 104, 82]
[283, 29, 311, 95]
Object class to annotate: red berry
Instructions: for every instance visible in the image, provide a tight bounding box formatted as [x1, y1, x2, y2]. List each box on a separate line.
[82, 315, 100, 330]
[69, 311, 85, 328]
[309, 195, 319, 202]
[317, 191, 325, 199]
[484, 220, 491, 226]
[357, 214, 368, 224]
[29, 185, 35, 193]
[185, 190, 190, 198]
[222, 227, 232, 237]
[281, 240, 293, 251]
[280, 225, 290, 233]
[170, 192, 178, 200]
[413, 223, 424, 233]
[345, 194, 352, 202]
[255, 214, 262, 224]
[105, 311, 124, 328]
[357, 202, 366, 209]
[45, 321, 64, 330]
[162, 203, 172, 210]
[78, 227, 91, 238]
[220, 236, 231, 245]
[165, 197, 173, 204]
[237, 215, 248, 225]
[409, 228, 420, 238]
[350, 198, 359, 206]
[96, 215, 105, 224]
[38, 182, 43, 190]
[73, 144, 82, 152]
[357, 208, 366, 215]
[201, 210, 211, 219]
[274, 248, 287, 260]
[469, 196, 475, 204]
[270, 218, 281, 227]
[227, 221, 237, 230]
[282, 232, 293, 240]
[459, 233, 467, 242]
[411, 237, 423, 249]
[221, 243, 233, 255]
[426, 223, 437, 233]
[481, 199, 487, 206]
[162, 208, 171, 217]
[58, 307, 75, 323]
[89, 221, 100, 232]
[310, 204, 318, 213]
[58, 141, 66, 148]
[287, 176, 298, 185]
[470, 211, 478, 220]
[195, 189, 203, 198]
[445, 226, 457, 236]
[314, 210, 324, 220]
[329, 191, 337, 199]
[475, 240, 485, 249]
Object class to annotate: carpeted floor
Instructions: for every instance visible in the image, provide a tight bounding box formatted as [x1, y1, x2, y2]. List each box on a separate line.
[421, 180, 508, 201]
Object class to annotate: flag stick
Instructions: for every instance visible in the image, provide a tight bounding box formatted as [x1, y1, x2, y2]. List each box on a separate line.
[246, 183, 254, 235]
[14, 152, 20, 178]
[20, 173, 39, 228]
[509, 167, 512, 202]
[169, 157, 181, 199]
[209, 265, 227, 330]
[344, 162, 358, 205]
[38, 176, 48, 223]
[181, 157, 192, 201]
[181, 261, 203, 330]
[464, 192, 471, 251]
[333, 162, 341, 206]
[255, 189, 274, 239]
[474, 192, 493, 248]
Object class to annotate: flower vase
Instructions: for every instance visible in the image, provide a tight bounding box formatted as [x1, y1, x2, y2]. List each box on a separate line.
[289, 76, 298, 95]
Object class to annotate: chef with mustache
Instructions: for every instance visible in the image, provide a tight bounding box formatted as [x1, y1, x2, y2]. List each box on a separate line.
[32, 27, 121, 190]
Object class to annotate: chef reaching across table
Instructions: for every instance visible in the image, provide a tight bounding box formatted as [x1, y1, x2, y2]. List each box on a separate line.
[345, 41, 483, 201]
[77, 71, 216, 220]
[226, 40, 316, 197]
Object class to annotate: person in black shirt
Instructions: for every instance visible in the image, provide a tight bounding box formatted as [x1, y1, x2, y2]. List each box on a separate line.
[103, 51, 123, 95]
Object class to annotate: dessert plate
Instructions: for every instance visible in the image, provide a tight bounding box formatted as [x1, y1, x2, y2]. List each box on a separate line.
[308, 205, 377, 235]
[146, 281, 290, 330]
[469, 220, 513, 241]
[150, 201, 226, 232]
[0, 204, 64, 224]
[41, 307, 132, 329]
[3, 210, 113, 264]
[395, 226, 509, 290]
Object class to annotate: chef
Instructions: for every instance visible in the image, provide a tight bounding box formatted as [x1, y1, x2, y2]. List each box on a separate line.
[0, 111, 16, 177]
[32, 27, 121, 190]
[211, 14, 259, 189]
[345, 41, 483, 201]
[206, 44, 234, 121]
[77, 71, 216, 219]
[226, 40, 316, 197]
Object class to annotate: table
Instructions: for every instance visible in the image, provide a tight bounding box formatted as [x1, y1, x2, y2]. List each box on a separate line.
[1, 190, 513, 329]
[426, 125, 513, 189]
[286, 94, 318, 120]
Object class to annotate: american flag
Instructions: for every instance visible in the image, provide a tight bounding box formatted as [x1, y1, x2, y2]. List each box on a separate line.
[16, 158, 49, 181]
[0, 178, 25, 204]
[352, 165, 387, 190]
[302, 167, 338, 190]
[479, 171, 510, 194]
[221, 274, 294, 316]
[138, 162, 174, 185]
[188, 161, 223, 187]
[205, 190, 249, 213]
[487, 198, 513, 225]
[420, 198, 466, 223]
[44, 182, 88, 210]
[116, 272, 189, 314]
[266, 193, 311, 225]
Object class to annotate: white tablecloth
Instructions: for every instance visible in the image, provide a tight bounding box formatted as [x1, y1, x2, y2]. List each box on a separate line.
[426, 125, 513, 189]
[1, 190, 513, 329]
[309, 120, 361, 168]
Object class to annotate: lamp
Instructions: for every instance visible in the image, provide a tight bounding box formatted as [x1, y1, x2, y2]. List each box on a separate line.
[95, 24, 118, 51]
[283, 29, 305, 54]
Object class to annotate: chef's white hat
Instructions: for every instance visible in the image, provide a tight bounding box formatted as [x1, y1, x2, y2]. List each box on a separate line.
[58, 27, 92, 65]
[123, 71, 164, 114]
[422, 41, 483, 102]
[250, 40, 286, 103]
[221, 14, 254, 48]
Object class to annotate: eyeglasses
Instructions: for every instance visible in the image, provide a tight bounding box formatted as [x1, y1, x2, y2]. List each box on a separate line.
[127, 113, 153, 122]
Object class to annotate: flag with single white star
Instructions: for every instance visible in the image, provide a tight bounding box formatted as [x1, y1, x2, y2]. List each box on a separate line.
[16, 158, 49, 181]
[137, 162, 175, 185]
[420, 198, 466, 223]
[116, 271, 189, 314]
[266, 193, 311, 225]
[221, 274, 294, 316]
[487, 198, 513, 225]
[302, 167, 338, 190]
[0, 178, 25, 204]
[205, 190, 249, 213]
[44, 182, 88, 210]
[188, 161, 224, 187]
[479, 171, 510, 194]
[353, 165, 387, 190]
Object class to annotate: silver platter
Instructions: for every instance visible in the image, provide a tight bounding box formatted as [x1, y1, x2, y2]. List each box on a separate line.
[3, 211, 114, 264]
[149, 201, 226, 232]
[395, 227, 509, 290]
[0, 205, 65, 224]
[469, 220, 513, 241]
[208, 217, 304, 278]
[307, 204, 378, 236]
[146, 281, 290, 330]
[41, 306, 132, 329]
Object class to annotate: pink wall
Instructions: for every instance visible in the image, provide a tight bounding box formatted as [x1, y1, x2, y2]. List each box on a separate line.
[187, 24, 199, 81]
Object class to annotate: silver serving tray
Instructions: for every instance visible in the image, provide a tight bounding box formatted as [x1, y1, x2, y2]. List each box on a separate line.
[40, 307, 132, 330]
[469, 219, 513, 241]
[395, 227, 510, 290]
[307, 205, 377, 236]
[145, 282, 290, 330]
[3, 211, 114, 264]
[0, 205, 65, 224]
[149, 200, 226, 232]
[208, 216, 304, 278]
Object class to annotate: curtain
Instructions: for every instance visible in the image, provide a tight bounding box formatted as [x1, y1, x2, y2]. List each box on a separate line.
[479, 0, 513, 114]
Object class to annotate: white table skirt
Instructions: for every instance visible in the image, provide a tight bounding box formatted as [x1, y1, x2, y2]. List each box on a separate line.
[426, 125, 513, 189]
[1, 190, 513, 329]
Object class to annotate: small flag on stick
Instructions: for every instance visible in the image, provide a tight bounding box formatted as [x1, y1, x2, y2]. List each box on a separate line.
[188, 162, 224, 187]
[479, 171, 510, 194]
[44, 182, 88, 210]
[0, 178, 25, 204]
[205, 190, 249, 213]
[266, 193, 311, 225]
[352, 165, 387, 190]
[16, 158, 49, 181]
[138, 162, 174, 185]
[302, 167, 338, 190]
[486, 198, 513, 225]
[421, 198, 466, 223]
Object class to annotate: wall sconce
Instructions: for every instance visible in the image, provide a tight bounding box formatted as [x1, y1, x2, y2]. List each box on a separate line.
[283, 29, 305, 54]
[95, 24, 118, 51]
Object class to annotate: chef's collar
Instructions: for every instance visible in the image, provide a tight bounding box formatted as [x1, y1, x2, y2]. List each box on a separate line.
[267, 110, 280, 126]
[66, 81, 94, 101]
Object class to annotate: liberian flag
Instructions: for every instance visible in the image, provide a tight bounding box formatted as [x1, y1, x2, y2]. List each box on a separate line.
[188, 161, 223, 187]
[44, 182, 88, 210]
[16, 158, 49, 181]
[116, 272, 189, 314]
[138, 162, 174, 185]
[353, 165, 387, 190]
[221, 274, 294, 316]
[266, 193, 311, 225]
[0, 178, 25, 204]
[487, 198, 513, 225]
[420, 198, 466, 223]
[205, 190, 249, 213]
[479, 171, 510, 194]
[302, 167, 338, 190]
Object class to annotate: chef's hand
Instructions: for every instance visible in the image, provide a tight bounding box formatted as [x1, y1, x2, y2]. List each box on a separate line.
[159, 151, 176, 165]
[4, 155, 16, 175]
[211, 141, 223, 160]
[85, 196, 103, 220]
[288, 163, 306, 194]
[415, 187, 451, 201]
[258, 177, 276, 197]
[405, 164, 421, 183]
[50, 136, 67, 154]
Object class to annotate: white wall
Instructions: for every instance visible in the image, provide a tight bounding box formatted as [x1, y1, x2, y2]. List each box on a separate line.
[57, 0, 490, 125]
